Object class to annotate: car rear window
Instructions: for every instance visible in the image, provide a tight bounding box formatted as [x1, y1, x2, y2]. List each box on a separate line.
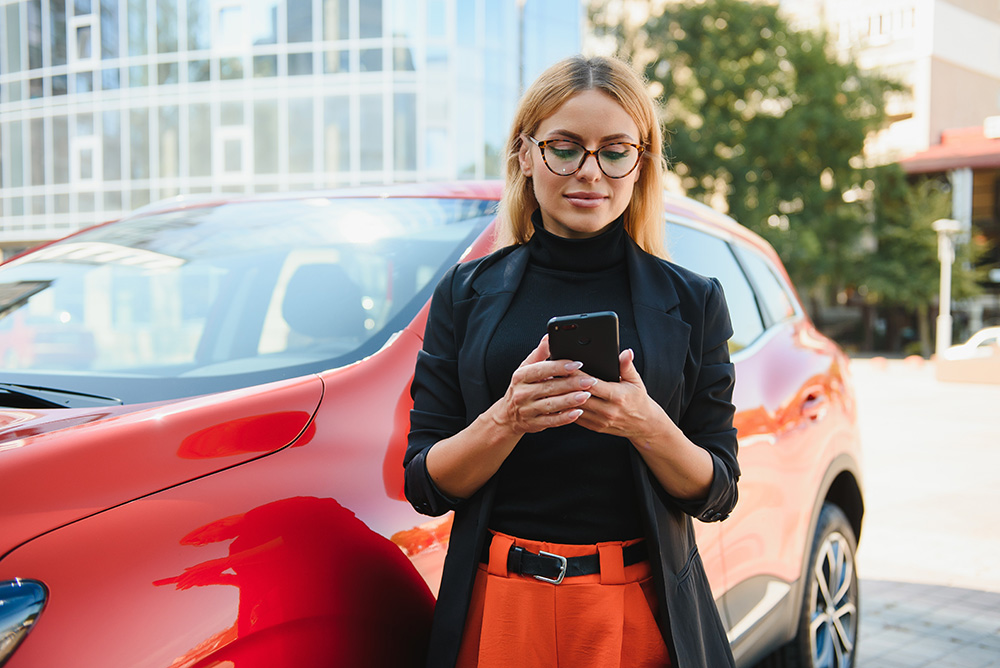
[733, 245, 798, 326]
[666, 222, 765, 354]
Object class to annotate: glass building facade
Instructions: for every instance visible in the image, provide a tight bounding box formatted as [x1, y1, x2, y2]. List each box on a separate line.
[0, 0, 581, 256]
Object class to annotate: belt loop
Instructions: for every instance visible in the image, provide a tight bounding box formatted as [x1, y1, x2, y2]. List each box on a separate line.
[488, 533, 514, 577]
[598, 543, 626, 585]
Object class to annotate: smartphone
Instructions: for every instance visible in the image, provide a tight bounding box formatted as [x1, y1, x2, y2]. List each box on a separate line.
[546, 311, 620, 382]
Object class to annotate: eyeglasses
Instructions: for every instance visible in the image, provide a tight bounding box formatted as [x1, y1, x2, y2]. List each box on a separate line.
[524, 135, 645, 179]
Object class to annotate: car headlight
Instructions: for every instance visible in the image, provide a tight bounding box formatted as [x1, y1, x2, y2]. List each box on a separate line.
[0, 579, 47, 667]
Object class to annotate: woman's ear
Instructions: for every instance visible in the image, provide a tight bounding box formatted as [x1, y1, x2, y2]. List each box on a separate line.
[518, 137, 533, 177]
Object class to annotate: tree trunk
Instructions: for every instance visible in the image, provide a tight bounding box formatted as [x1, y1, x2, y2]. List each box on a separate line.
[916, 303, 932, 358]
[862, 303, 875, 352]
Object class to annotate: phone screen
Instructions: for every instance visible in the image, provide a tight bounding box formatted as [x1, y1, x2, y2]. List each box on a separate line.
[547, 311, 620, 382]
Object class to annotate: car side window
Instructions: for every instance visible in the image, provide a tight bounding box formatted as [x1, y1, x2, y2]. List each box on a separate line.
[732, 246, 798, 326]
[666, 222, 764, 354]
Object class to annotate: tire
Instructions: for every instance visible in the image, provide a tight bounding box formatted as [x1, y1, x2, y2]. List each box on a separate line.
[757, 503, 860, 668]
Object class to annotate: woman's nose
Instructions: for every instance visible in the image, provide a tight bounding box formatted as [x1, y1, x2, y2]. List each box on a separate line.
[575, 152, 603, 181]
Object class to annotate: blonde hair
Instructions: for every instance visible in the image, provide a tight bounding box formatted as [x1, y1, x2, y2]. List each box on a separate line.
[495, 55, 667, 258]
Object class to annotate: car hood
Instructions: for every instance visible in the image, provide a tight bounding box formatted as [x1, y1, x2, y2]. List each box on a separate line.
[0, 375, 323, 558]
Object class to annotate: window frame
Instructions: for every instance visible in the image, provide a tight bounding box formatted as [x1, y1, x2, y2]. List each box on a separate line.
[665, 214, 803, 359]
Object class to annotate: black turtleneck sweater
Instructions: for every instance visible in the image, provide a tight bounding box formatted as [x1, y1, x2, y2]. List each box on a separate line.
[485, 213, 644, 543]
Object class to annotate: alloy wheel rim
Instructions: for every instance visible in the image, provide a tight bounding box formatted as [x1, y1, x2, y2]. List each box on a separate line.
[809, 530, 857, 668]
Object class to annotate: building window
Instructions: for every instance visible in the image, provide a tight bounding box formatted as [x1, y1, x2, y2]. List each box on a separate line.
[217, 128, 247, 175]
[324, 95, 350, 172]
[288, 52, 313, 75]
[100, 0, 118, 58]
[189, 103, 212, 178]
[157, 0, 179, 53]
[394, 92, 416, 171]
[254, 54, 278, 77]
[51, 0, 68, 67]
[130, 108, 150, 179]
[73, 135, 99, 183]
[287, 0, 313, 43]
[360, 48, 382, 72]
[254, 99, 278, 174]
[4, 121, 25, 188]
[103, 110, 122, 180]
[288, 98, 314, 173]
[323, 0, 350, 41]
[127, 0, 148, 56]
[4, 4, 23, 76]
[360, 0, 383, 39]
[189, 59, 211, 82]
[214, 1, 245, 50]
[28, 0, 43, 70]
[159, 105, 180, 179]
[360, 94, 383, 171]
[53, 116, 70, 183]
[188, 0, 211, 51]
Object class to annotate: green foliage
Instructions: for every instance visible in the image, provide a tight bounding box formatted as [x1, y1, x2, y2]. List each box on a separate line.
[862, 165, 987, 308]
[594, 0, 900, 298]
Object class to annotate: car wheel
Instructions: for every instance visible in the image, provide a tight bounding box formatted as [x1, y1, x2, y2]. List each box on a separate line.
[758, 503, 859, 668]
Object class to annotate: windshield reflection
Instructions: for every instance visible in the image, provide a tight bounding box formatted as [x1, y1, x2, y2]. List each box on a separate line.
[0, 197, 493, 403]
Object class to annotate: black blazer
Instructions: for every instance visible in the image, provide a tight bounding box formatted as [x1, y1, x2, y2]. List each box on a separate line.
[405, 236, 740, 668]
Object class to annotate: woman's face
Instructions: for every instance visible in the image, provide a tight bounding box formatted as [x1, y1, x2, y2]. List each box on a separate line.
[519, 89, 643, 239]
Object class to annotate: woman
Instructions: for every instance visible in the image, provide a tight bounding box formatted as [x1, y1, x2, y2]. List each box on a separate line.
[404, 55, 739, 668]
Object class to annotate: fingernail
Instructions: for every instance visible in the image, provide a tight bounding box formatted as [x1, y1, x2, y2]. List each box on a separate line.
[568, 409, 584, 419]
[565, 361, 583, 371]
[575, 392, 591, 402]
[580, 377, 597, 388]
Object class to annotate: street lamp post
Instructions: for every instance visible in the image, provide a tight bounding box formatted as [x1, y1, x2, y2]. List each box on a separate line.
[933, 218, 962, 358]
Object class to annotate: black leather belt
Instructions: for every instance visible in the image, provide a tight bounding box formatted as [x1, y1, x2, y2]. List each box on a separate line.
[481, 535, 648, 585]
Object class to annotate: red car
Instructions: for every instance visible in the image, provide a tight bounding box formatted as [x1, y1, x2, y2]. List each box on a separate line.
[0, 182, 862, 668]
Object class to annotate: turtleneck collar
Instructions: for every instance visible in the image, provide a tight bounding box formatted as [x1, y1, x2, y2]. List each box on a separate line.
[527, 210, 627, 273]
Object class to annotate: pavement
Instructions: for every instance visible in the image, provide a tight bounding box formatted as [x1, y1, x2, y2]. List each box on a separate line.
[848, 357, 1000, 667]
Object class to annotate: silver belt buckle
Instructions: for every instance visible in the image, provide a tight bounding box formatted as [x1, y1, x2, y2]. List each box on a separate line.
[534, 550, 568, 585]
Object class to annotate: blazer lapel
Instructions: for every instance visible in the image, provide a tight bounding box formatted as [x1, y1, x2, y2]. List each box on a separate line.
[456, 244, 532, 419]
[626, 240, 691, 413]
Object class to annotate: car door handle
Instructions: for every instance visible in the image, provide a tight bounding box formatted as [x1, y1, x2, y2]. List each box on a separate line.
[801, 390, 828, 421]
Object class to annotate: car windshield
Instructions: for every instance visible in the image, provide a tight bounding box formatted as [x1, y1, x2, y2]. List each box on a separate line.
[0, 196, 494, 404]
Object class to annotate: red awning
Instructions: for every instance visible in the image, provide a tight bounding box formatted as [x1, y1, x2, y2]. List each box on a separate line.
[900, 126, 1000, 174]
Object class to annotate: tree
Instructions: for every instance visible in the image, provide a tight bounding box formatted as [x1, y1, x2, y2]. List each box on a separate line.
[591, 0, 899, 315]
[860, 165, 986, 354]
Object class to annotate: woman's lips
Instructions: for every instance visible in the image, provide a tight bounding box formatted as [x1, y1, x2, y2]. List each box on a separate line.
[564, 192, 607, 208]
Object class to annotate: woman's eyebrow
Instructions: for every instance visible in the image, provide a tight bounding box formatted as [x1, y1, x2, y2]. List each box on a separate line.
[545, 129, 638, 143]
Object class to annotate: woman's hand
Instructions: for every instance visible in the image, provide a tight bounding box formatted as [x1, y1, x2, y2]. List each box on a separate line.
[424, 335, 593, 499]
[493, 334, 596, 436]
[576, 349, 716, 501]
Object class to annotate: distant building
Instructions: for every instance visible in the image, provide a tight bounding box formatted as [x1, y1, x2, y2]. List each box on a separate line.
[0, 0, 582, 258]
[778, 0, 1000, 163]
[780, 0, 1000, 333]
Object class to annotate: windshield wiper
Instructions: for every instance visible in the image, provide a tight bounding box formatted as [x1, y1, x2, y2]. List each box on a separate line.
[0, 383, 123, 409]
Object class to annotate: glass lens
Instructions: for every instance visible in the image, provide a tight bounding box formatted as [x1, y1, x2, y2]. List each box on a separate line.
[540, 140, 639, 177]
[542, 140, 585, 175]
[597, 143, 640, 177]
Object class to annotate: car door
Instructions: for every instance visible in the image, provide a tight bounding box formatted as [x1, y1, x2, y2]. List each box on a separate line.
[665, 219, 770, 626]
[668, 217, 851, 658]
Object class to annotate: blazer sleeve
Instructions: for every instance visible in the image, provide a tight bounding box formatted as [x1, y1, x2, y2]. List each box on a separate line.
[667, 277, 741, 523]
[403, 264, 468, 517]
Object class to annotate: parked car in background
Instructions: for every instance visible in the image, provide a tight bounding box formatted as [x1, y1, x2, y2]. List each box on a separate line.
[937, 325, 1000, 385]
[942, 326, 1000, 360]
[0, 182, 863, 668]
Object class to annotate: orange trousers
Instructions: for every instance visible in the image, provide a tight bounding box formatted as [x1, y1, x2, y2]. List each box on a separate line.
[456, 532, 671, 668]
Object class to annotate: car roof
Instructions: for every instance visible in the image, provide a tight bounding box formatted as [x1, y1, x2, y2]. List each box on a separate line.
[22, 181, 780, 274]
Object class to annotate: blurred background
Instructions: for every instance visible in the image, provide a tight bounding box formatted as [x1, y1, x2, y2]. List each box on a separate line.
[1, 0, 998, 358]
